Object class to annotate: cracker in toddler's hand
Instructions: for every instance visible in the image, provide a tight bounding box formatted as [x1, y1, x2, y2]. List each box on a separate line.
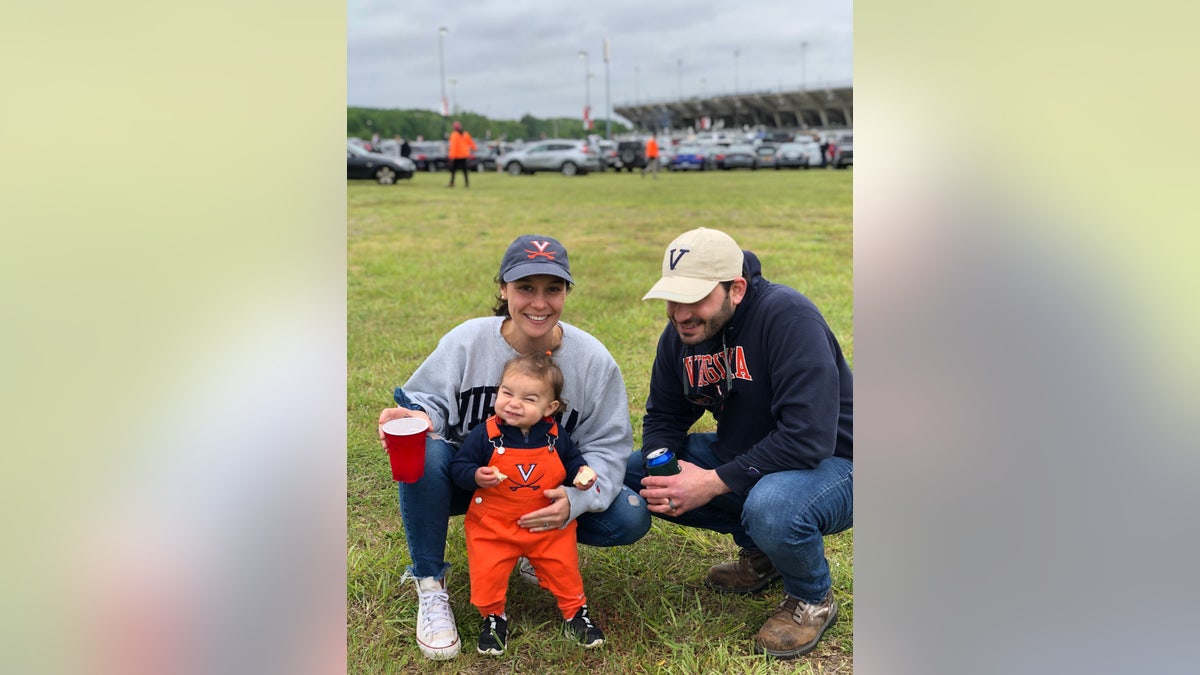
[491, 467, 509, 482]
[573, 465, 596, 487]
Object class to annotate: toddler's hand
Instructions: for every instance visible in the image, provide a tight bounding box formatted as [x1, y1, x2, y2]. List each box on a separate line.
[476, 466, 505, 488]
[573, 465, 597, 490]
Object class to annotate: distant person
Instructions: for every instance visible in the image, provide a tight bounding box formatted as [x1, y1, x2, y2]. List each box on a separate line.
[400, 137, 412, 159]
[642, 133, 660, 179]
[447, 121, 478, 188]
[449, 352, 606, 655]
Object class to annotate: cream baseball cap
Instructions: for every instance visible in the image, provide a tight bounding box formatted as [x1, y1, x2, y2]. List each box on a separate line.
[643, 228, 744, 303]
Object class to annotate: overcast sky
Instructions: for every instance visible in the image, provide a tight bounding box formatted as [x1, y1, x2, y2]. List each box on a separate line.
[348, 0, 852, 123]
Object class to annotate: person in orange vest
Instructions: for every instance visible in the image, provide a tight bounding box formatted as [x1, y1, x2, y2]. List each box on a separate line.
[447, 120, 478, 188]
[642, 133, 659, 179]
[449, 352, 606, 655]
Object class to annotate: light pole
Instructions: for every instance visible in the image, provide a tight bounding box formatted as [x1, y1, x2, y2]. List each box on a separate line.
[448, 78, 457, 115]
[801, 40, 808, 90]
[603, 38, 612, 139]
[734, 50, 740, 94]
[634, 65, 640, 104]
[578, 50, 591, 131]
[438, 26, 448, 136]
[677, 58, 683, 101]
[700, 78, 707, 99]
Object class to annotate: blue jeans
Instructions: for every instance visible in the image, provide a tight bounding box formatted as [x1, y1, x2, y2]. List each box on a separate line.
[400, 436, 652, 579]
[624, 433, 853, 603]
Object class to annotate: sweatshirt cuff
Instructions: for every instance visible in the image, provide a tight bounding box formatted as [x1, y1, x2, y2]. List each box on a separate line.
[563, 485, 599, 523]
[715, 462, 757, 497]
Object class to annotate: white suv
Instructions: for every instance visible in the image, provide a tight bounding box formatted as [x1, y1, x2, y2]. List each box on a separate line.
[498, 139, 602, 176]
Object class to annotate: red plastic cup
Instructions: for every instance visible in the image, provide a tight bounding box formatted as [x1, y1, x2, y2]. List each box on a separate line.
[381, 417, 429, 483]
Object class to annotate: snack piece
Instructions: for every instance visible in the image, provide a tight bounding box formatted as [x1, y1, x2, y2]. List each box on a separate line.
[573, 466, 597, 487]
[491, 466, 509, 482]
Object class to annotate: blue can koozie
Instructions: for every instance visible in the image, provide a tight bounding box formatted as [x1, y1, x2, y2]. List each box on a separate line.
[644, 447, 681, 476]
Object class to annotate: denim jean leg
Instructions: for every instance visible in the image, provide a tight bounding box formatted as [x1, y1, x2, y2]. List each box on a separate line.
[576, 484, 652, 547]
[397, 436, 472, 579]
[742, 456, 853, 602]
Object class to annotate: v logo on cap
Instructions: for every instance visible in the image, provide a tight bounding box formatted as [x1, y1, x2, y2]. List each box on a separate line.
[525, 240, 556, 260]
[668, 248, 690, 270]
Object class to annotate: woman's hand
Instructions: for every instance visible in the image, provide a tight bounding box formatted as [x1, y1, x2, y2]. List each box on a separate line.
[377, 407, 432, 448]
[517, 487, 570, 532]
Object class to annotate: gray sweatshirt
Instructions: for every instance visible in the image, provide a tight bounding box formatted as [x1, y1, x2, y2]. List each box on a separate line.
[400, 317, 633, 523]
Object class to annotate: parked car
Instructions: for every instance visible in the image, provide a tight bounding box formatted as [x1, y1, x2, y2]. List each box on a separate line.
[596, 140, 618, 171]
[498, 139, 602, 176]
[615, 140, 647, 172]
[804, 137, 829, 167]
[669, 144, 710, 171]
[374, 138, 401, 158]
[775, 140, 824, 169]
[409, 142, 448, 172]
[471, 146, 500, 172]
[712, 144, 758, 170]
[834, 134, 853, 169]
[347, 143, 415, 184]
[760, 130, 794, 144]
[754, 143, 779, 169]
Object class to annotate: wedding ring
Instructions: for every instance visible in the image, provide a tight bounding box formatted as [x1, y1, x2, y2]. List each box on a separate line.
[668, 499, 678, 511]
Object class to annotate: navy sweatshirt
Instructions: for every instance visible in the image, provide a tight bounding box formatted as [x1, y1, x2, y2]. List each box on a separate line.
[641, 251, 853, 496]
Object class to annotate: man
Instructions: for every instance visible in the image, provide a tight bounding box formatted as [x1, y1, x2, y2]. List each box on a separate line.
[625, 227, 853, 659]
[447, 120, 477, 188]
[641, 133, 659, 179]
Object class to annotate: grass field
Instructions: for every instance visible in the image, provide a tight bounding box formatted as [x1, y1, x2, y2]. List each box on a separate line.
[348, 168, 853, 674]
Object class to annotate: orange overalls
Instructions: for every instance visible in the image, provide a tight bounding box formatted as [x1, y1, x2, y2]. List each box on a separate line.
[463, 416, 587, 620]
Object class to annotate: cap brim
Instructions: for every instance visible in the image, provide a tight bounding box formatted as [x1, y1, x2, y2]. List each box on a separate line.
[501, 262, 573, 284]
[642, 276, 719, 303]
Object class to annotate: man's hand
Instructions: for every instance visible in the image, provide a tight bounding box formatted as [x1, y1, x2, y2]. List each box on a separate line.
[639, 459, 731, 516]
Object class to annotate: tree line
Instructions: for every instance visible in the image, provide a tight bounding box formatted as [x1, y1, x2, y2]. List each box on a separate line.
[348, 106, 632, 144]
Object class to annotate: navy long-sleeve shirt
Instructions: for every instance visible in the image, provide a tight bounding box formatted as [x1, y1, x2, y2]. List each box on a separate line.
[450, 416, 588, 492]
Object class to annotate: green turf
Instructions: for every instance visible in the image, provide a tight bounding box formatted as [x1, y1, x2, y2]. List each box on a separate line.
[349, 168, 853, 674]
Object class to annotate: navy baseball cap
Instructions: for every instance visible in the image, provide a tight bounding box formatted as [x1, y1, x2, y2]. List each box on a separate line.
[498, 235, 574, 284]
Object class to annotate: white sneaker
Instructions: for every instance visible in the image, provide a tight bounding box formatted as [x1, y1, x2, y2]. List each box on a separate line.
[517, 556, 540, 587]
[411, 575, 460, 660]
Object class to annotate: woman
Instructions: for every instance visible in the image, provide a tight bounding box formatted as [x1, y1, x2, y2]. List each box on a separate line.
[377, 234, 649, 661]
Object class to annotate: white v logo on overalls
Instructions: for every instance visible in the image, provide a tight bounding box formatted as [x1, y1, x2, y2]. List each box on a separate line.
[516, 464, 537, 482]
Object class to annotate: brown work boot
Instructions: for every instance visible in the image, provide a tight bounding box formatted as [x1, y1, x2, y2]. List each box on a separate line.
[704, 548, 782, 594]
[753, 591, 838, 659]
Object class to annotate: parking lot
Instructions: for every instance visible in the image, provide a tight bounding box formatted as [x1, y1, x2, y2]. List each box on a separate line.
[351, 130, 851, 183]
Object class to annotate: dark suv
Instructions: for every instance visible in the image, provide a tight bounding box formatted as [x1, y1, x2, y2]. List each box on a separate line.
[615, 141, 647, 172]
[834, 135, 853, 169]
